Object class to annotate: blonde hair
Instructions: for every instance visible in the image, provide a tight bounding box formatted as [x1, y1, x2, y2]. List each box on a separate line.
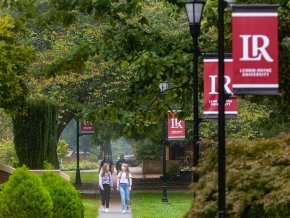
[122, 163, 130, 177]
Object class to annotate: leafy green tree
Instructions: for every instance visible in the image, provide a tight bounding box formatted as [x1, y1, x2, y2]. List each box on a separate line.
[0, 14, 34, 115]
[1, 0, 288, 142]
[57, 139, 69, 160]
[0, 139, 18, 166]
[0, 109, 13, 139]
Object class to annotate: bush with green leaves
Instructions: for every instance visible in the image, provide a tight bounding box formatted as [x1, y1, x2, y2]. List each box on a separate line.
[0, 166, 53, 218]
[0, 139, 18, 167]
[186, 132, 290, 218]
[42, 172, 84, 218]
[136, 138, 162, 160]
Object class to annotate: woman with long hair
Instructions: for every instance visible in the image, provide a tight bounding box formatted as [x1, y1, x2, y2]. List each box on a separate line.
[117, 163, 132, 213]
[99, 163, 113, 213]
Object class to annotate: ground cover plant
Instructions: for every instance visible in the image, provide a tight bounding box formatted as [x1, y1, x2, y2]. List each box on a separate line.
[131, 192, 193, 218]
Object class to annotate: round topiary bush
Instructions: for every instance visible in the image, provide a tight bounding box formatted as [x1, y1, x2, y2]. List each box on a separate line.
[42, 172, 84, 218]
[0, 166, 53, 218]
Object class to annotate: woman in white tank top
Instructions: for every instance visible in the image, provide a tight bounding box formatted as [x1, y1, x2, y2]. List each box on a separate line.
[117, 163, 132, 213]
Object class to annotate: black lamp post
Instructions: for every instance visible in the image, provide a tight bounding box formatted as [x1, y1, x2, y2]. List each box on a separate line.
[217, 0, 233, 217]
[185, 0, 205, 182]
[75, 118, 82, 185]
[159, 82, 169, 203]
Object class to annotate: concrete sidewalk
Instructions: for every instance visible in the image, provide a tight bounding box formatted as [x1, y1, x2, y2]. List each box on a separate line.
[107, 167, 161, 179]
[97, 170, 133, 218]
[97, 199, 131, 218]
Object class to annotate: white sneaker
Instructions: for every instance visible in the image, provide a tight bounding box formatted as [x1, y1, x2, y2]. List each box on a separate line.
[105, 208, 108, 213]
[102, 207, 105, 212]
[122, 210, 126, 213]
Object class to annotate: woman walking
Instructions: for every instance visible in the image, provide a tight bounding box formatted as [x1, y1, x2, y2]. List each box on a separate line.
[117, 163, 132, 213]
[99, 163, 113, 213]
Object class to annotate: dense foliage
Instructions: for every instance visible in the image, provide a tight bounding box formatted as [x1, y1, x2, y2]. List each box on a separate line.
[0, 166, 53, 218]
[0, 139, 17, 166]
[13, 97, 58, 169]
[0, 14, 34, 115]
[136, 138, 162, 160]
[187, 132, 290, 218]
[42, 172, 84, 218]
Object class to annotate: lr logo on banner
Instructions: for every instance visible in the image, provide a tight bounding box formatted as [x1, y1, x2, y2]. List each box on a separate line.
[209, 75, 232, 95]
[167, 111, 185, 140]
[170, 118, 183, 129]
[232, 5, 279, 95]
[240, 35, 274, 62]
[203, 55, 238, 119]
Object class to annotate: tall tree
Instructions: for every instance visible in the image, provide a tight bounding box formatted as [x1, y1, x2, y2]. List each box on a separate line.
[13, 97, 58, 169]
[0, 13, 34, 115]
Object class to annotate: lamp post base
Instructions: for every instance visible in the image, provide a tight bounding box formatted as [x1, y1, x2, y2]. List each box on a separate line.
[162, 185, 169, 203]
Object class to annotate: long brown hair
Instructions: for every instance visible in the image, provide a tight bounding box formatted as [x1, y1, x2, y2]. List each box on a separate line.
[101, 163, 110, 176]
[122, 163, 130, 178]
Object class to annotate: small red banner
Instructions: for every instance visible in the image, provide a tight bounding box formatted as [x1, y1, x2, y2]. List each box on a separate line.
[167, 111, 185, 140]
[80, 121, 95, 134]
[203, 55, 238, 119]
[232, 5, 279, 95]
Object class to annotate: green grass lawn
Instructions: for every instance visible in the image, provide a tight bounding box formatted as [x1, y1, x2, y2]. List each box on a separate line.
[82, 198, 100, 218]
[131, 192, 193, 218]
[65, 171, 99, 183]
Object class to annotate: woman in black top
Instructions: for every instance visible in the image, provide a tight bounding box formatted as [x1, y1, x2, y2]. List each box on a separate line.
[99, 154, 114, 174]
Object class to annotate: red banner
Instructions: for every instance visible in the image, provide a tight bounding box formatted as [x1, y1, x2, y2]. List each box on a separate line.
[232, 5, 279, 95]
[203, 55, 238, 119]
[80, 121, 95, 134]
[167, 111, 185, 140]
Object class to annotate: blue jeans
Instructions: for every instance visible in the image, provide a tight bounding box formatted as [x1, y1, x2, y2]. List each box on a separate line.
[119, 183, 130, 211]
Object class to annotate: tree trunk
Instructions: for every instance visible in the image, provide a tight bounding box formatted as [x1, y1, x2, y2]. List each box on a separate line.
[56, 111, 74, 142]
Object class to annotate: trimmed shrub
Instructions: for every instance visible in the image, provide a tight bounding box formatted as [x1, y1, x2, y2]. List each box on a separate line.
[136, 139, 162, 160]
[42, 172, 84, 218]
[0, 166, 53, 218]
[13, 97, 58, 169]
[186, 132, 290, 218]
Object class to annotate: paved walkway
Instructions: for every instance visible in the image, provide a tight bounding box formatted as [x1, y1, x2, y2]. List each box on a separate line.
[98, 198, 131, 218]
[97, 169, 135, 218]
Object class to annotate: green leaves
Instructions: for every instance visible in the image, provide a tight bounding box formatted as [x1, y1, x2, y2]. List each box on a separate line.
[189, 132, 290, 217]
[0, 14, 35, 115]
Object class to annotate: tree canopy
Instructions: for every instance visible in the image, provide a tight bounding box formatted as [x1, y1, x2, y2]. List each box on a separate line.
[0, 0, 289, 139]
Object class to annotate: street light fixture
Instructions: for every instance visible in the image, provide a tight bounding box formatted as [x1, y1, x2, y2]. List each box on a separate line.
[185, 0, 205, 182]
[159, 82, 169, 203]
